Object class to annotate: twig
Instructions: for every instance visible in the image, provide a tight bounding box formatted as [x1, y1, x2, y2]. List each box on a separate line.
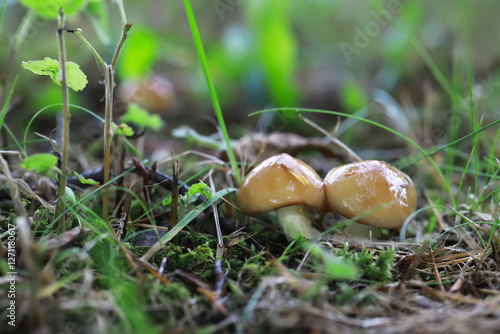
[209, 168, 224, 259]
[70, 3, 132, 221]
[136, 258, 171, 285]
[71, 29, 105, 71]
[102, 6, 132, 218]
[0, 155, 26, 216]
[111, 22, 133, 70]
[299, 115, 363, 162]
[56, 8, 70, 231]
[102, 65, 113, 218]
[429, 246, 445, 292]
[170, 154, 180, 244]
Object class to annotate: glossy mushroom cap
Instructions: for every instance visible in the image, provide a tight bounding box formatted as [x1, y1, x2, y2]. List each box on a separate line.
[324, 160, 417, 229]
[237, 153, 326, 215]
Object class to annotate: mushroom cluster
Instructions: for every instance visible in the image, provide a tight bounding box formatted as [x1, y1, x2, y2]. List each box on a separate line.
[237, 154, 416, 239]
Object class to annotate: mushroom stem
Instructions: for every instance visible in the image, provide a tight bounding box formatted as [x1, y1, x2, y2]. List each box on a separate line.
[344, 222, 381, 240]
[275, 205, 319, 239]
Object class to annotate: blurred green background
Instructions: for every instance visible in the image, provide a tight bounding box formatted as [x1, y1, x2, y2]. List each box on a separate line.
[1, 0, 500, 155]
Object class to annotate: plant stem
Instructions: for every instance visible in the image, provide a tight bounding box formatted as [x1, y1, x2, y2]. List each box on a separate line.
[0, 0, 7, 36]
[73, 29, 106, 71]
[111, 22, 133, 70]
[299, 115, 363, 162]
[102, 65, 113, 218]
[56, 8, 70, 231]
[115, 0, 128, 27]
[101, 7, 132, 219]
[183, 0, 241, 185]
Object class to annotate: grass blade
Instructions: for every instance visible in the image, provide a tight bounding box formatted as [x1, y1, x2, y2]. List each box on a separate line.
[141, 187, 237, 261]
[0, 75, 18, 137]
[0, 0, 6, 35]
[183, 0, 241, 185]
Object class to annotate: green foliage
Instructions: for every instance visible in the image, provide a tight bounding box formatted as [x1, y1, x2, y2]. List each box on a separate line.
[244, 0, 299, 108]
[19, 153, 58, 175]
[113, 122, 135, 137]
[335, 245, 396, 282]
[340, 81, 369, 112]
[112, 281, 157, 334]
[164, 242, 215, 280]
[22, 57, 88, 92]
[118, 27, 160, 79]
[121, 103, 164, 131]
[156, 280, 192, 304]
[183, 0, 241, 185]
[226, 243, 267, 278]
[0, 0, 6, 37]
[309, 243, 359, 280]
[73, 171, 100, 186]
[64, 186, 77, 203]
[172, 126, 227, 150]
[0, 76, 17, 135]
[19, 0, 88, 18]
[335, 283, 374, 305]
[187, 181, 213, 201]
[86, 0, 110, 44]
[162, 181, 212, 206]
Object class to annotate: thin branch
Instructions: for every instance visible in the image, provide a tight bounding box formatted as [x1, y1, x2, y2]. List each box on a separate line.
[115, 0, 128, 27]
[102, 65, 113, 218]
[111, 22, 132, 70]
[299, 115, 363, 162]
[56, 8, 70, 231]
[71, 28, 106, 71]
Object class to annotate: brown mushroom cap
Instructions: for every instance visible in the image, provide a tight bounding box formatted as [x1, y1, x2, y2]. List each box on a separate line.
[237, 153, 326, 215]
[324, 160, 417, 229]
[118, 75, 176, 114]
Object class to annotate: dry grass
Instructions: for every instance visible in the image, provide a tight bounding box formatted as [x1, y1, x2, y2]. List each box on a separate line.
[1, 147, 500, 334]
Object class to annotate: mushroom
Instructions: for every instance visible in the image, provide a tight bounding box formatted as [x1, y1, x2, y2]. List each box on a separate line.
[118, 75, 176, 114]
[237, 153, 325, 239]
[324, 160, 416, 236]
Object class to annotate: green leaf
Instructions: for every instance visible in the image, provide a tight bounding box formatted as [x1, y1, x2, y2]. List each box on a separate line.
[20, 153, 58, 173]
[121, 103, 164, 131]
[73, 171, 100, 186]
[65, 186, 77, 203]
[113, 123, 135, 137]
[188, 181, 212, 200]
[22, 57, 88, 92]
[22, 57, 59, 82]
[162, 195, 172, 206]
[186, 181, 212, 204]
[19, 0, 88, 19]
[66, 62, 88, 91]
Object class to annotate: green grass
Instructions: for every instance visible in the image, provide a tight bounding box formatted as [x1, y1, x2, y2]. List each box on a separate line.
[0, 76, 18, 139]
[2, 1, 500, 333]
[183, 0, 241, 185]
